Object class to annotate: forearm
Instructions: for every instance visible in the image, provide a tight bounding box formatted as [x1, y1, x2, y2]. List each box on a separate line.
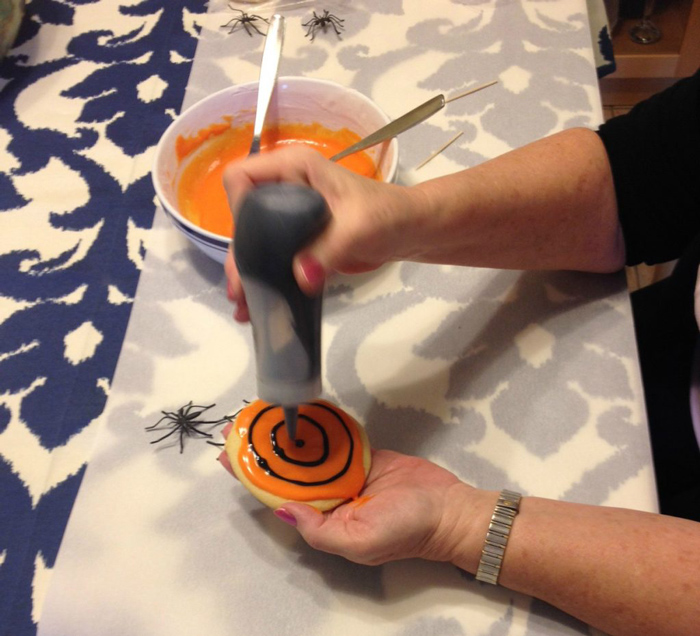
[407, 128, 625, 273]
[449, 488, 700, 636]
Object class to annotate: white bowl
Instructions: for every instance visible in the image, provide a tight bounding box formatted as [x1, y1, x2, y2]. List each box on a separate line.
[152, 77, 399, 264]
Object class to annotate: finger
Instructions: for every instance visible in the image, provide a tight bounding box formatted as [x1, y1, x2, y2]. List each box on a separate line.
[222, 164, 256, 223]
[291, 215, 348, 294]
[224, 248, 237, 292]
[275, 503, 363, 560]
[224, 245, 250, 321]
[222, 146, 318, 218]
[233, 297, 250, 323]
[223, 145, 319, 188]
[217, 423, 235, 477]
[224, 247, 240, 294]
[293, 252, 327, 296]
[274, 503, 323, 533]
[217, 450, 236, 478]
[293, 237, 377, 293]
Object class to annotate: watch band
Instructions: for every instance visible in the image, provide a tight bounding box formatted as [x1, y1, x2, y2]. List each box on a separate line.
[475, 489, 522, 585]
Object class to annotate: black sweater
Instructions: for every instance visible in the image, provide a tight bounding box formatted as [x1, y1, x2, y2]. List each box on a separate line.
[596, 68, 700, 266]
[597, 70, 700, 520]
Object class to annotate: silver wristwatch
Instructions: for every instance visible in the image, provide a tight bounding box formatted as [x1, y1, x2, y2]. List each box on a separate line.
[475, 489, 522, 585]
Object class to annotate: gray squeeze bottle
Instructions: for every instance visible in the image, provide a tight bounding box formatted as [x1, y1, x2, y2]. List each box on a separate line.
[234, 183, 329, 440]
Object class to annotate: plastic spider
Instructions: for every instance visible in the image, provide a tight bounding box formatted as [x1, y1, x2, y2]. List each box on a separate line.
[302, 10, 345, 41]
[221, 6, 269, 36]
[146, 402, 234, 453]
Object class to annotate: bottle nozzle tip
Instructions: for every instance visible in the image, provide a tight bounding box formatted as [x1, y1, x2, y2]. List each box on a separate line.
[283, 405, 298, 441]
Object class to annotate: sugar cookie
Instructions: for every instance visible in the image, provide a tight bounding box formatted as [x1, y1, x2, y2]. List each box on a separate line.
[225, 399, 371, 511]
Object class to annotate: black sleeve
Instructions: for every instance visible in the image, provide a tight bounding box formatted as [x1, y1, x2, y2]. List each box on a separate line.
[596, 68, 700, 266]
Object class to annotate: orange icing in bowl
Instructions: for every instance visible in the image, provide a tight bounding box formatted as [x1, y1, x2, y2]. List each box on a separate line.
[176, 122, 381, 238]
[233, 399, 368, 503]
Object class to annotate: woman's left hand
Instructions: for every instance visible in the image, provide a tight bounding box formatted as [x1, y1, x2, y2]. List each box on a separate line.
[219, 429, 491, 567]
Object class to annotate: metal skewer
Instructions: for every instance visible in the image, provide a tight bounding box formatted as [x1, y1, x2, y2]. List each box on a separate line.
[329, 80, 498, 163]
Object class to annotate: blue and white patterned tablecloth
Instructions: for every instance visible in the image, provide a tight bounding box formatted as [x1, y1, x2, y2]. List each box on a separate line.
[2, 2, 653, 635]
[0, 2, 204, 634]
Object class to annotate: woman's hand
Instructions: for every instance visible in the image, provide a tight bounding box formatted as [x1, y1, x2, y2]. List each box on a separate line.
[222, 145, 427, 322]
[219, 424, 700, 636]
[218, 429, 490, 567]
[222, 129, 626, 321]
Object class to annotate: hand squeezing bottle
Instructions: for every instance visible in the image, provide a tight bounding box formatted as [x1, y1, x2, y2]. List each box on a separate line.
[234, 183, 329, 440]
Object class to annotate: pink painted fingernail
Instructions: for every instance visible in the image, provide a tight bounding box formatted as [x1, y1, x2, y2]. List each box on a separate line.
[298, 254, 325, 289]
[274, 508, 297, 527]
[234, 303, 249, 323]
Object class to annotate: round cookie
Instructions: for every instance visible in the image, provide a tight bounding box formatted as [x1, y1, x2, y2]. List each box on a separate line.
[225, 399, 371, 511]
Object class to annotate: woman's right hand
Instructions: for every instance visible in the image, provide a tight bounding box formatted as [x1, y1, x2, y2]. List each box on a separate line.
[222, 145, 427, 321]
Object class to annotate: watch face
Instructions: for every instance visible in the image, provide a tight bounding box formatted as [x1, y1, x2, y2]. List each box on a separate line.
[500, 490, 521, 510]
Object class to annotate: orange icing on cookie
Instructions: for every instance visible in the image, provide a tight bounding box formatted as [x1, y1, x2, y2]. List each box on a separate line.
[234, 399, 367, 503]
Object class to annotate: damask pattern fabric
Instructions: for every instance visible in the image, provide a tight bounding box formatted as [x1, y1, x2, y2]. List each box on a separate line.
[0, 2, 202, 633]
[34, 2, 657, 635]
[2, 1, 656, 634]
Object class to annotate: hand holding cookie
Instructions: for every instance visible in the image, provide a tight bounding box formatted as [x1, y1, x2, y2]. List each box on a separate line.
[218, 405, 478, 567]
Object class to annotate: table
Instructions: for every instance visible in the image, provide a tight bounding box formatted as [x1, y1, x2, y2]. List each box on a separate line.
[0, 2, 204, 633]
[1, 1, 657, 635]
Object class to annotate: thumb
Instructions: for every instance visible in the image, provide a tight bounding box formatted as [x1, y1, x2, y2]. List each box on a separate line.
[274, 503, 360, 560]
[293, 234, 377, 295]
[274, 503, 324, 535]
[292, 216, 346, 295]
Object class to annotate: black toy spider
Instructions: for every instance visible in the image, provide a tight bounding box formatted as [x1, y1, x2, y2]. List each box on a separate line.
[146, 402, 234, 453]
[302, 10, 345, 41]
[221, 6, 269, 37]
